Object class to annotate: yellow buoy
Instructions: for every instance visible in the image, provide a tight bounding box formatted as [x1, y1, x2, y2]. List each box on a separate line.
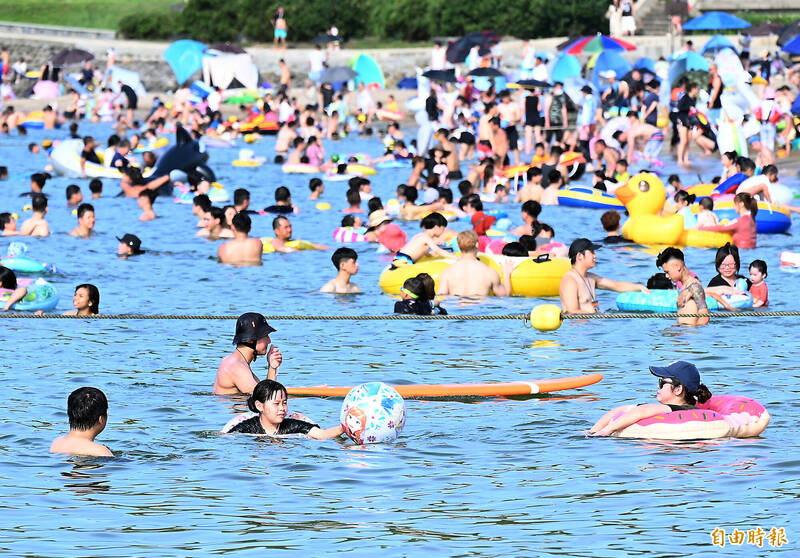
[22, 205, 32, 211]
[71, 208, 78, 215]
[315, 202, 331, 210]
[244, 133, 258, 144]
[531, 304, 562, 331]
[11, 213, 19, 220]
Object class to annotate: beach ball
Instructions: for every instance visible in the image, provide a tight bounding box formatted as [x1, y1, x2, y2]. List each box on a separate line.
[340, 382, 406, 444]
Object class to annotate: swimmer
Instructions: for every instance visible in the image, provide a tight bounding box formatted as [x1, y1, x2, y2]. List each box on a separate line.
[590, 361, 712, 436]
[270, 215, 327, 252]
[138, 189, 157, 221]
[218, 212, 263, 266]
[197, 207, 234, 240]
[0, 212, 19, 236]
[225, 379, 344, 439]
[192, 194, 212, 227]
[263, 186, 299, 214]
[308, 177, 324, 200]
[437, 230, 511, 297]
[117, 233, 144, 257]
[320, 247, 360, 294]
[213, 312, 283, 395]
[393, 212, 454, 266]
[395, 273, 446, 315]
[70, 203, 96, 238]
[0, 265, 27, 311]
[50, 387, 113, 457]
[19, 194, 50, 237]
[89, 178, 103, 199]
[748, 259, 768, 308]
[656, 247, 709, 326]
[65, 184, 83, 207]
[64, 283, 100, 316]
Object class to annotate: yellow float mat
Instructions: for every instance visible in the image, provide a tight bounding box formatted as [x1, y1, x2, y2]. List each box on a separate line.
[261, 238, 317, 254]
[378, 254, 570, 297]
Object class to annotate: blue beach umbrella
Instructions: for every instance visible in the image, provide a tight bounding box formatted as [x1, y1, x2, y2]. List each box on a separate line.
[683, 11, 750, 31]
[668, 51, 710, 86]
[163, 40, 207, 85]
[783, 35, 800, 55]
[701, 34, 738, 56]
[550, 54, 581, 83]
[634, 57, 656, 73]
[591, 51, 632, 90]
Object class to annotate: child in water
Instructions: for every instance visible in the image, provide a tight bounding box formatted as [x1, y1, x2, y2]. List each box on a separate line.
[394, 273, 447, 315]
[0, 265, 28, 311]
[224, 379, 344, 439]
[748, 259, 768, 307]
[672, 190, 697, 228]
[590, 361, 713, 436]
[50, 387, 113, 456]
[695, 197, 719, 228]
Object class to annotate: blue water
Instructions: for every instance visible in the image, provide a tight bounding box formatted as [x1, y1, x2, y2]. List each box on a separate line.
[1, 124, 799, 556]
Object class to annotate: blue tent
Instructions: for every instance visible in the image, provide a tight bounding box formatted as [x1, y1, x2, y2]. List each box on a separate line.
[634, 57, 656, 72]
[701, 34, 738, 56]
[163, 40, 207, 85]
[550, 54, 581, 83]
[683, 11, 750, 31]
[783, 35, 800, 55]
[591, 51, 632, 90]
[668, 51, 710, 86]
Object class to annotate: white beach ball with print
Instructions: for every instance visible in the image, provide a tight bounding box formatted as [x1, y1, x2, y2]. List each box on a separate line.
[340, 382, 406, 444]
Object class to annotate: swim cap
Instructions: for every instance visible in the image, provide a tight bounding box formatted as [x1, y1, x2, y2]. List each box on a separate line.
[233, 312, 276, 345]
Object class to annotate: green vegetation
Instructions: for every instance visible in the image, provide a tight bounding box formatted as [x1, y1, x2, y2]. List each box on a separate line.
[735, 12, 800, 27]
[0, 0, 175, 30]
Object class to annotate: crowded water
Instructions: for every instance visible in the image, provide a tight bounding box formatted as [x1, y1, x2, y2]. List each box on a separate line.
[1, 121, 798, 554]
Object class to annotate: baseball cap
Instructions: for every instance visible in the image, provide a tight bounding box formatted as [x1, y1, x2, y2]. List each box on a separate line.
[649, 361, 700, 393]
[116, 233, 144, 254]
[232, 312, 276, 345]
[568, 238, 601, 260]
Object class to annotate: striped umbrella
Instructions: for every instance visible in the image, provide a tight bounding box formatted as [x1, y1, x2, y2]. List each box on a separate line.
[564, 34, 636, 55]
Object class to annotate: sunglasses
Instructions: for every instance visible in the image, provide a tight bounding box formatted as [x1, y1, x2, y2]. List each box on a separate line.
[658, 378, 676, 389]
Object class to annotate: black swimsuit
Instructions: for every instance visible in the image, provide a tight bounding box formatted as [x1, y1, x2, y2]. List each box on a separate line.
[227, 416, 319, 435]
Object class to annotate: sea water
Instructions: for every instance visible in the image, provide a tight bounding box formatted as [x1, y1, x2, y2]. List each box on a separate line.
[0, 123, 798, 556]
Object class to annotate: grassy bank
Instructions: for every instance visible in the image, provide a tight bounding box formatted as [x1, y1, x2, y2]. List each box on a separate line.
[0, 0, 175, 30]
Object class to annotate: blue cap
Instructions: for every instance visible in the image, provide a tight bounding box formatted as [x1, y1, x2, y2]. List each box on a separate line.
[649, 361, 700, 393]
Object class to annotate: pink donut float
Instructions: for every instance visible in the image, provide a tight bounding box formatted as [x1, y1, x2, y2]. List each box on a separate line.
[333, 227, 367, 243]
[615, 395, 770, 440]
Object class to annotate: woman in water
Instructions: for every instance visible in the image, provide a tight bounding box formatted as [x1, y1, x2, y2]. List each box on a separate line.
[590, 361, 713, 436]
[0, 266, 27, 311]
[394, 273, 447, 316]
[64, 284, 100, 316]
[225, 379, 343, 439]
[698, 192, 757, 249]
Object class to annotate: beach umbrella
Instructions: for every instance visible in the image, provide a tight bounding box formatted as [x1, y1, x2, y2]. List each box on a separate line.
[421, 69, 457, 83]
[51, 48, 94, 67]
[747, 22, 785, 37]
[634, 57, 656, 72]
[351, 54, 385, 89]
[468, 67, 505, 77]
[64, 75, 91, 96]
[701, 34, 738, 56]
[563, 34, 636, 55]
[33, 80, 59, 99]
[514, 79, 552, 89]
[783, 35, 800, 56]
[683, 11, 750, 31]
[550, 54, 581, 83]
[668, 51, 709, 86]
[206, 42, 247, 54]
[591, 51, 632, 90]
[164, 40, 207, 85]
[777, 20, 800, 46]
[446, 31, 500, 64]
[312, 33, 339, 45]
[621, 68, 657, 85]
[556, 36, 581, 51]
[320, 66, 358, 83]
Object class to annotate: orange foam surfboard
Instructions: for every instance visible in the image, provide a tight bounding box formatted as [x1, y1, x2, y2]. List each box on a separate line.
[287, 373, 603, 398]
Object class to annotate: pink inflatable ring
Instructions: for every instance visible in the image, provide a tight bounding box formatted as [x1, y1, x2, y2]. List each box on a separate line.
[615, 395, 770, 440]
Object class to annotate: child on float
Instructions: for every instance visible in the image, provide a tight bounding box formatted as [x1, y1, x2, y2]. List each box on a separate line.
[225, 379, 344, 439]
[656, 247, 709, 325]
[695, 197, 719, 227]
[748, 259, 768, 307]
[64, 283, 100, 316]
[394, 273, 447, 316]
[590, 361, 713, 436]
[0, 265, 27, 311]
[320, 247, 360, 294]
[698, 192, 758, 249]
[50, 386, 113, 456]
[672, 190, 697, 228]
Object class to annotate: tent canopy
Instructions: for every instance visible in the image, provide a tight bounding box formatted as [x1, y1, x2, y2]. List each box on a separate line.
[202, 53, 258, 90]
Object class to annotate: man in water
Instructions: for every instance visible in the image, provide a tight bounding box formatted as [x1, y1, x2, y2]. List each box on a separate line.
[437, 230, 511, 297]
[70, 203, 96, 238]
[213, 312, 283, 395]
[270, 215, 327, 253]
[559, 238, 649, 313]
[50, 387, 113, 457]
[218, 212, 263, 265]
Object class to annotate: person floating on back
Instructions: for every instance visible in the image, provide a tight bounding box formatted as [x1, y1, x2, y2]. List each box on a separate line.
[50, 387, 113, 457]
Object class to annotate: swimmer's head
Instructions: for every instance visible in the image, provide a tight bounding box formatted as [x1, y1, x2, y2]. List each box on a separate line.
[247, 379, 288, 414]
[656, 246, 685, 281]
[233, 312, 276, 355]
[331, 247, 358, 272]
[67, 387, 108, 432]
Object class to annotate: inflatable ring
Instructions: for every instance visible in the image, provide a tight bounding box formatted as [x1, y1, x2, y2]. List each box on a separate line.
[346, 164, 376, 176]
[282, 163, 320, 174]
[615, 395, 770, 440]
[232, 159, 263, 167]
[1, 278, 59, 312]
[261, 238, 317, 254]
[557, 186, 624, 210]
[333, 227, 367, 243]
[616, 290, 752, 312]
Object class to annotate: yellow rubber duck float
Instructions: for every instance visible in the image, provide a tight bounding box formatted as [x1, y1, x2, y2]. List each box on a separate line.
[615, 173, 731, 248]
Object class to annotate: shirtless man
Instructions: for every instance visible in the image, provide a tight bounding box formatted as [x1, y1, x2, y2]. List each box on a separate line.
[434, 129, 461, 177]
[70, 203, 96, 238]
[657, 247, 709, 326]
[477, 102, 498, 160]
[320, 247, 360, 293]
[19, 194, 50, 237]
[50, 387, 113, 457]
[559, 238, 649, 313]
[270, 215, 327, 252]
[593, 139, 620, 178]
[497, 90, 522, 165]
[393, 212, 455, 266]
[0, 212, 19, 236]
[489, 117, 509, 169]
[218, 212, 263, 265]
[213, 312, 283, 395]
[278, 59, 291, 95]
[515, 167, 543, 203]
[624, 112, 661, 163]
[437, 230, 511, 297]
[42, 105, 58, 129]
[274, 119, 298, 156]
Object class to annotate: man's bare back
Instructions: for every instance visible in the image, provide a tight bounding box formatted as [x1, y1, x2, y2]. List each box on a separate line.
[438, 256, 510, 297]
[50, 434, 113, 457]
[213, 352, 259, 395]
[218, 237, 263, 265]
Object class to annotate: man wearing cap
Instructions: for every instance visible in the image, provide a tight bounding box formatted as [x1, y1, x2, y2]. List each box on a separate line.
[219, 212, 263, 265]
[117, 233, 144, 257]
[364, 209, 407, 252]
[213, 312, 283, 395]
[437, 230, 511, 297]
[559, 238, 649, 313]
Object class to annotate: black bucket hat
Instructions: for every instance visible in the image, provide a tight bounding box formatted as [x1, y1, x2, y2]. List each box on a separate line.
[232, 312, 276, 345]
